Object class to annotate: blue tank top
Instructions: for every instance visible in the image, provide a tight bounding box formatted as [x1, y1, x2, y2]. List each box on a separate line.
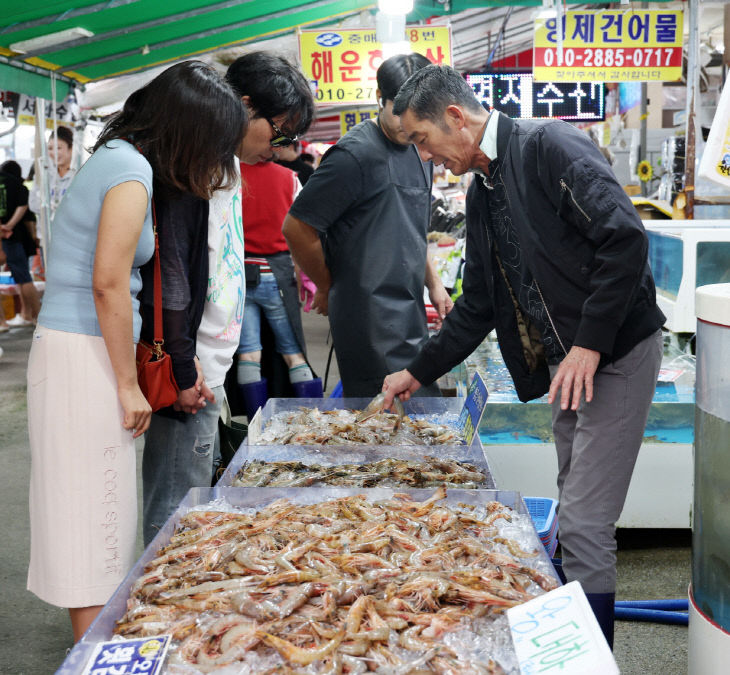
[38, 139, 154, 339]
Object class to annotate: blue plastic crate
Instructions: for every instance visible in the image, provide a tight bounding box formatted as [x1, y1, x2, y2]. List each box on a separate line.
[524, 496, 558, 556]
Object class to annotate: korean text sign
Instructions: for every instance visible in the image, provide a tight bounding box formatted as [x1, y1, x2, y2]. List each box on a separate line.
[533, 10, 683, 82]
[457, 372, 488, 445]
[299, 26, 452, 106]
[507, 581, 619, 674]
[81, 636, 170, 675]
[339, 108, 378, 136]
[17, 92, 78, 128]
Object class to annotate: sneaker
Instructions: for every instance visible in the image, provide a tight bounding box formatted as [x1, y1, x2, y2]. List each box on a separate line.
[0, 346, 3, 359]
[0, 324, 8, 333]
[6, 314, 34, 328]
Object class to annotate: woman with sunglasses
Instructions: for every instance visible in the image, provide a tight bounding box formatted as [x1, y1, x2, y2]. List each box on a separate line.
[141, 51, 315, 546]
[27, 61, 246, 641]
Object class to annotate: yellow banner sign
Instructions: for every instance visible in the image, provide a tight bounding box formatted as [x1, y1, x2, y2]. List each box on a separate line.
[533, 10, 683, 82]
[339, 108, 378, 137]
[299, 26, 452, 106]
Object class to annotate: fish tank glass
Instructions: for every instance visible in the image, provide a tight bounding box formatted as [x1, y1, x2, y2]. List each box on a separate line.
[696, 242, 730, 288]
[692, 285, 730, 630]
[648, 230, 683, 300]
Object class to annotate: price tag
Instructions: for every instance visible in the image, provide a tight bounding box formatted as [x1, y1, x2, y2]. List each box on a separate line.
[457, 372, 488, 444]
[507, 581, 618, 674]
[81, 636, 171, 675]
[658, 367, 683, 383]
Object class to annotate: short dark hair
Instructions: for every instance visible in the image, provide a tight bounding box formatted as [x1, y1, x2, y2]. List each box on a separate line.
[393, 64, 483, 122]
[226, 52, 314, 137]
[376, 53, 432, 103]
[0, 160, 22, 179]
[94, 60, 246, 200]
[49, 125, 73, 149]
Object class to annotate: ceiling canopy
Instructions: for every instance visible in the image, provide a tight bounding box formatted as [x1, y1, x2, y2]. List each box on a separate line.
[0, 0, 688, 101]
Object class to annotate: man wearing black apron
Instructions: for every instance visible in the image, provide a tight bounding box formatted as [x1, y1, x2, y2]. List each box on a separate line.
[283, 54, 453, 397]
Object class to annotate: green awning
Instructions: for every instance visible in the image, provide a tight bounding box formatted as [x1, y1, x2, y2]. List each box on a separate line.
[1, 0, 377, 96]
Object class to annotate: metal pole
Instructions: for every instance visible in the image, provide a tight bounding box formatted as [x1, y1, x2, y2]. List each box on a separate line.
[639, 2, 648, 197]
[34, 99, 52, 260]
[684, 0, 700, 219]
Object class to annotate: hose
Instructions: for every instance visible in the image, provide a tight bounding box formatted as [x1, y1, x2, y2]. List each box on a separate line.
[614, 606, 688, 626]
[615, 599, 688, 611]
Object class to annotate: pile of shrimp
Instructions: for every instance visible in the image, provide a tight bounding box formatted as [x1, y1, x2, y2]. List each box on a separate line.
[232, 457, 488, 489]
[257, 407, 463, 447]
[114, 487, 557, 674]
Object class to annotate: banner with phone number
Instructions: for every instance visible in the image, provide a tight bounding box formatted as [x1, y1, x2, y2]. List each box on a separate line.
[533, 9, 683, 82]
[299, 26, 452, 106]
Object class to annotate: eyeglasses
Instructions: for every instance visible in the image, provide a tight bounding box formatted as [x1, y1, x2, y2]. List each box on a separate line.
[267, 118, 297, 148]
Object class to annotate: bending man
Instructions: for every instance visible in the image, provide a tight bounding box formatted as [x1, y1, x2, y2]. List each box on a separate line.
[383, 65, 664, 647]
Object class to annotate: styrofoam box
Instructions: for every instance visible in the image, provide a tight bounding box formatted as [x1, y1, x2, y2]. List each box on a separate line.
[217, 442, 496, 489]
[247, 397, 480, 449]
[57, 487, 556, 674]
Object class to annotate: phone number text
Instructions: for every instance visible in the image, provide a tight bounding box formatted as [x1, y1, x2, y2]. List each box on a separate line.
[534, 46, 681, 68]
[315, 86, 376, 102]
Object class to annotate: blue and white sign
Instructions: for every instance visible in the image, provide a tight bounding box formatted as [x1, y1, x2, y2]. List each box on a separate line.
[457, 372, 488, 444]
[81, 636, 171, 675]
[508, 581, 619, 674]
[315, 32, 343, 47]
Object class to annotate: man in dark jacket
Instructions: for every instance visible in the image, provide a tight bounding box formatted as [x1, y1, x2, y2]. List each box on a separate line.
[383, 65, 665, 648]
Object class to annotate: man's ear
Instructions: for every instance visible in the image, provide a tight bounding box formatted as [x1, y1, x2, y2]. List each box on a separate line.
[444, 104, 466, 130]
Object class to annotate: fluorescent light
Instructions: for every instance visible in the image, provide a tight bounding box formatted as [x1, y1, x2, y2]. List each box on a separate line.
[10, 27, 94, 54]
[378, 0, 414, 15]
[382, 41, 413, 60]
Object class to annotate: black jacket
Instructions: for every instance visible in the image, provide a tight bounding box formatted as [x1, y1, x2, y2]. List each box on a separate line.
[409, 113, 665, 402]
[139, 183, 209, 393]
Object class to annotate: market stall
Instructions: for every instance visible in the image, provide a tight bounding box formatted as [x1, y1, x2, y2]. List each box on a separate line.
[55, 391, 624, 673]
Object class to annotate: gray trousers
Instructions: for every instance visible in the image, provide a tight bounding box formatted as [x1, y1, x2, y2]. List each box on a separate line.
[550, 330, 663, 593]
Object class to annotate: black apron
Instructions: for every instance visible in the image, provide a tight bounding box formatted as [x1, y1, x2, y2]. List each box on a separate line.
[324, 120, 439, 398]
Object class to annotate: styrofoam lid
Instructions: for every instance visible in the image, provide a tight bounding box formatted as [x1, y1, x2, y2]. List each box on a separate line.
[696, 284, 730, 326]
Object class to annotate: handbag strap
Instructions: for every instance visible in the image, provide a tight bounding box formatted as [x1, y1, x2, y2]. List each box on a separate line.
[150, 198, 165, 357]
[125, 137, 165, 358]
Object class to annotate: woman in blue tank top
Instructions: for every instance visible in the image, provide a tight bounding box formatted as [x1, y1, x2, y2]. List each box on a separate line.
[27, 60, 247, 641]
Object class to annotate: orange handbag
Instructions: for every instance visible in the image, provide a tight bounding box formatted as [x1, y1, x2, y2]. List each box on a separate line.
[135, 200, 179, 412]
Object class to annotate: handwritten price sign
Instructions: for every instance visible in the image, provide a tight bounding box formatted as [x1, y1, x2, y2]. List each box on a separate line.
[508, 581, 618, 674]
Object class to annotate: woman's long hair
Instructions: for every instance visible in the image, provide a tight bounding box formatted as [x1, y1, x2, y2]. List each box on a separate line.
[94, 61, 247, 199]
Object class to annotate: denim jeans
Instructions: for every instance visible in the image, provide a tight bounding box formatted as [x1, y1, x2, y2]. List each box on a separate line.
[142, 386, 223, 546]
[238, 273, 301, 355]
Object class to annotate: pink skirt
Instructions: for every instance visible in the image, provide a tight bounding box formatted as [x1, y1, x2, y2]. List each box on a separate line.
[27, 326, 137, 608]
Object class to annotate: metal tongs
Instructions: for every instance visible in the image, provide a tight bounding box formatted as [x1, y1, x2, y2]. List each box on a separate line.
[356, 392, 406, 433]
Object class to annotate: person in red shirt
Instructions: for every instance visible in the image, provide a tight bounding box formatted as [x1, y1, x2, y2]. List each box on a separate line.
[237, 159, 320, 417]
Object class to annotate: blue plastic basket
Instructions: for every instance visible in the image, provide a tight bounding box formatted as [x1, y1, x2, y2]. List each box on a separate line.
[524, 496, 559, 557]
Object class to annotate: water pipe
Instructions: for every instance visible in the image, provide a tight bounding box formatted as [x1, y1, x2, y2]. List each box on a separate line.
[614, 606, 688, 626]
[615, 599, 688, 611]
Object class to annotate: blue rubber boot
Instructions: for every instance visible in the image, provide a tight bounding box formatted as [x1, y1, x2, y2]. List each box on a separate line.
[291, 377, 323, 398]
[239, 378, 268, 421]
[586, 592, 615, 649]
